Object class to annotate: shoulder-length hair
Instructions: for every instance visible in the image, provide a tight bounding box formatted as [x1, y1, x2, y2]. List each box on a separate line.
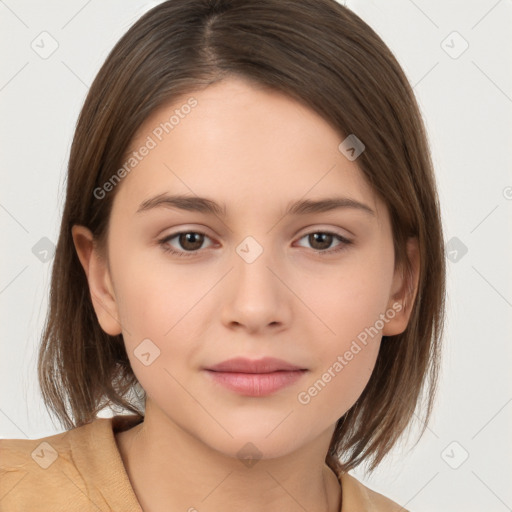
[38, 0, 446, 475]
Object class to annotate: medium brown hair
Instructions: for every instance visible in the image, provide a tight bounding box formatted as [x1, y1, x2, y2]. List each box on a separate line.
[38, 0, 446, 474]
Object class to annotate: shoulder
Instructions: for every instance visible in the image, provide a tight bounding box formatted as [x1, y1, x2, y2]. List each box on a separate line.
[0, 415, 142, 511]
[338, 471, 410, 512]
[0, 420, 97, 510]
[0, 417, 102, 473]
[1, 424, 73, 469]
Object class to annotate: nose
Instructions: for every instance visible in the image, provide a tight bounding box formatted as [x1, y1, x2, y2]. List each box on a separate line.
[220, 240, 291, 334]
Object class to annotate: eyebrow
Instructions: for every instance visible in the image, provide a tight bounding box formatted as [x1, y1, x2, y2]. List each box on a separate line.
[136, 193, 375, 217]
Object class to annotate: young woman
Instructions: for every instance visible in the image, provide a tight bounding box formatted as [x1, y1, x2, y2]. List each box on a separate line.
[0, 1, 445, 510]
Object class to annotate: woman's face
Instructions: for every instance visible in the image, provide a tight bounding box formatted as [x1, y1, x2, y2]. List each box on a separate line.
[80, 76, 415, 459]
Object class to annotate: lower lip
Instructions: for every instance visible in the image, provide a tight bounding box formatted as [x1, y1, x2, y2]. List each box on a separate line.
[204, 370, 307, 396]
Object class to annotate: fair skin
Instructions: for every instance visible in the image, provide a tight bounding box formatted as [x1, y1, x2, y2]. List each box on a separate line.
[72, 77, 419, 512]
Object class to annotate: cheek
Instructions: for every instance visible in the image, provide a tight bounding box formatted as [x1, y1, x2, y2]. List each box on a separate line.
[110, 250, 213, 387]
[292, 255, 392, 419]
[296, 344, 379, 427]
[301, 250, 394, 345]
[111, 246, 202, 335]
[110, 258, 203, 411]
[295, 274, 387, 422]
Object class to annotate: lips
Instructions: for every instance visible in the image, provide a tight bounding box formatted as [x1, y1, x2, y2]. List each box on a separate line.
[204, 357, 306, 373]
[203, 357, 308, 396]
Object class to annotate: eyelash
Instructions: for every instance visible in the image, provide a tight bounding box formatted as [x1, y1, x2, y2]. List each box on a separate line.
[158, 230, 353, 258]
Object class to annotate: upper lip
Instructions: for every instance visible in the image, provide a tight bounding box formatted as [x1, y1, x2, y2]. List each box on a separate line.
[204, 357, 306, 373]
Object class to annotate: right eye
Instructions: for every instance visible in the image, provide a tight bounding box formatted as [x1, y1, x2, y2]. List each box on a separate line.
[158, 231, 214, 258]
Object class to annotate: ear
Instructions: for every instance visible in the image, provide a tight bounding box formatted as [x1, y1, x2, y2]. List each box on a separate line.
[71, 225, 122, 336]
[382, 237, 420, 337]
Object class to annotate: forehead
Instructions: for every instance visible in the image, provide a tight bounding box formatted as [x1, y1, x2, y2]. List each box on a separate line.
[113, 77, 385, 223]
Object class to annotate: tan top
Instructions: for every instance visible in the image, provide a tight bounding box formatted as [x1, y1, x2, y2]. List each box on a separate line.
[0, 415, 408, 511]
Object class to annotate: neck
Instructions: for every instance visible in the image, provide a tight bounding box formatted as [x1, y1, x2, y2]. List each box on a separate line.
[115, 404, 342, 512]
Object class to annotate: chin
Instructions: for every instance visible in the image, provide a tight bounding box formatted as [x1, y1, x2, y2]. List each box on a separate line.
[201, 426, 309, 463]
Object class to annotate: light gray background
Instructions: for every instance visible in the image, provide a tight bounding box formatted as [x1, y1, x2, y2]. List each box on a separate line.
[1, 1, 511, 511]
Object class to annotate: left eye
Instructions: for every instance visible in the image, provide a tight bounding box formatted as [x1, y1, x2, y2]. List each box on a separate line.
[159, 230, 353, 258]
[295, 232, 352, 254]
